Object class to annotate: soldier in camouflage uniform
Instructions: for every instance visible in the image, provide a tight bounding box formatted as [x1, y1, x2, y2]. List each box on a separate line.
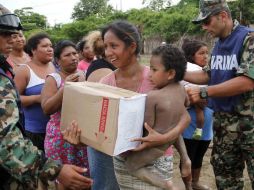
[0, 4, 92, 190]
[184, 0, 254, 189]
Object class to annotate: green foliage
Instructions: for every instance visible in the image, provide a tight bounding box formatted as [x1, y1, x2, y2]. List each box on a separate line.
[178, 0, 199, 7]
[142, 0, 172, 11]
[72, 0, 113, 20]
[107, 11, 128, 21]
[23, 28, 45, 40]
[127, 9, 163, 38]
[60, 16, 108, 42]
[14, 7, 47, 30]
[21, 0, 254, 47]
[228, 0, 254, 25]
[126, 4, 202, 43]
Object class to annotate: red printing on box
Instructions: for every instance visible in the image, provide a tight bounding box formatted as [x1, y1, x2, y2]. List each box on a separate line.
[99, 97, 109, 133]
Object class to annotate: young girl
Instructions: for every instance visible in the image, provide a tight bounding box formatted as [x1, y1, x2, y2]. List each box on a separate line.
[77, 39, 94, 74]
[41, 40, 89, 189]
[182, 39, 209, 140]
[181, 39, 213, 190]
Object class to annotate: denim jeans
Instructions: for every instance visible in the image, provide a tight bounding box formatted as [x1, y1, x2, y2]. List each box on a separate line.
[87, 147, 119, 190]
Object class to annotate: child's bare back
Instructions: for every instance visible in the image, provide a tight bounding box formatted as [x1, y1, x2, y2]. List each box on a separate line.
[125, 82, 188, 188]
[147, 83, 188, 134]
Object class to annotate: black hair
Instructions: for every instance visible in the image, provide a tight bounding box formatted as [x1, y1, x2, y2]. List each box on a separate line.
[152, 44, 187, 82]
[76, 40, 86, 52]
[54, 40, 76, 59]
[101, 20, 141, 55]
[24, 33, 50, 57]
[181, 39, 207, 63]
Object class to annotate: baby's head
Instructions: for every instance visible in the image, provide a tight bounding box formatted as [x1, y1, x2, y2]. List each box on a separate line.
[150, 44, 186, 86]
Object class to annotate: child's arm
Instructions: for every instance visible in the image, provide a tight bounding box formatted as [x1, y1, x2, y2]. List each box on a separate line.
[133, 110, 191, 151]
[184, 87, 190, 107]
[194, 105, 205, 129]
[144, 91, 157, 129]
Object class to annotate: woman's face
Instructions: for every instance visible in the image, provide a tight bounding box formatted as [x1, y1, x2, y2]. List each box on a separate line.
[104, 30, 136, 68]
[193, 46, 209, 67]
[32, 38, 53, 63]
[11, 31, 26, 51]
[82, 44, 94, 62]
[59, 46, 79, 73]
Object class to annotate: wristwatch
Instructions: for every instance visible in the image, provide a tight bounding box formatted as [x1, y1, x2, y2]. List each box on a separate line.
[200, 87, 208, 99]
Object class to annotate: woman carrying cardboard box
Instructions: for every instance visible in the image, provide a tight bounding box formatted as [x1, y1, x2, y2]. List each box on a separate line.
[64, 20, 191, 190]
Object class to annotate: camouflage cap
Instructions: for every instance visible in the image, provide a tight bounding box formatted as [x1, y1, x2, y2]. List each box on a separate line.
[192, 0, 229, 24]
[0, 4, 23, 34]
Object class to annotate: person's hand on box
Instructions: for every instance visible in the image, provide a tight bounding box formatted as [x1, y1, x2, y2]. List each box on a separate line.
[131, 123, 168, 151]
[62, 120, 83, 146]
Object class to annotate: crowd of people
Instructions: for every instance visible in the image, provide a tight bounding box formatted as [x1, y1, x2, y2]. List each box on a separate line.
[0, 0, 253, 189]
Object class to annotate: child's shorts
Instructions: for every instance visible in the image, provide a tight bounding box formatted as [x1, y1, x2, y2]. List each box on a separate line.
[113, 155, 173, 190]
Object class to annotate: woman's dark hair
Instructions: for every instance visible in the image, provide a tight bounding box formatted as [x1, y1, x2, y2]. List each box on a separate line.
[24, 33, 50, 57]
[101, 20, 141, 55]
[181, 39, 207, 63]
[54, 40, 76, 59]
[76, 40, 86, 52]
[152, 44, 187, 82]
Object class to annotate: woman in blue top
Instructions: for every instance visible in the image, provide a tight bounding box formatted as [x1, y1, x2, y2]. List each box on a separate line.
[181, 39, 213, 190]
[14, 33, 55, 152]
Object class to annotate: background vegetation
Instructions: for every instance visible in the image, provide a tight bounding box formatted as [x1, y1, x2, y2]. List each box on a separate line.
[14, 0, 254, 46]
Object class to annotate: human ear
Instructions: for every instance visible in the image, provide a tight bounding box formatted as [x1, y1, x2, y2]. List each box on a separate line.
[219, 11, 227, 22]
[129, 42, 137, 54]
[31, 49, 36, 57]
[168, 69, 176, 80]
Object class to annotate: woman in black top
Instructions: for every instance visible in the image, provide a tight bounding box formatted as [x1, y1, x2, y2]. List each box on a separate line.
[84, 30, 116, 81]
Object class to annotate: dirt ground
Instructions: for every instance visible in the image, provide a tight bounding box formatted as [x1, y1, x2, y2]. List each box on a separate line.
[172, 144, 252, 190]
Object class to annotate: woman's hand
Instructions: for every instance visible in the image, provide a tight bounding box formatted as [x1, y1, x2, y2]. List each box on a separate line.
[65, 73, 80, 82]
[62, 120, 82, 146]
[131, 123, 168, 151]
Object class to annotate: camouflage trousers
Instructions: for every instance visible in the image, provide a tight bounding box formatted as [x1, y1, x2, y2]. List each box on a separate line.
[211, 112, 254, 190]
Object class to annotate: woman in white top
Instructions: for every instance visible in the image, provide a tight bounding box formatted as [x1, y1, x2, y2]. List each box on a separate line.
[14, 33, 55, 152]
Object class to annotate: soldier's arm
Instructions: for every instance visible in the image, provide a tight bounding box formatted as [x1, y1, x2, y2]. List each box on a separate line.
[184, 70, 210, 85]
[0, 75, 62, 186]
[238, 32, 254, 80]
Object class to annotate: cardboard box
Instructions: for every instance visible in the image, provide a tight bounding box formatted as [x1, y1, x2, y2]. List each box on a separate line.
[61, 82, 147, 156]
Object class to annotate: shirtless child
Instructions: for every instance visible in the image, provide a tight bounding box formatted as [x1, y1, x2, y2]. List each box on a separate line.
[125, 44, 190, 189]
